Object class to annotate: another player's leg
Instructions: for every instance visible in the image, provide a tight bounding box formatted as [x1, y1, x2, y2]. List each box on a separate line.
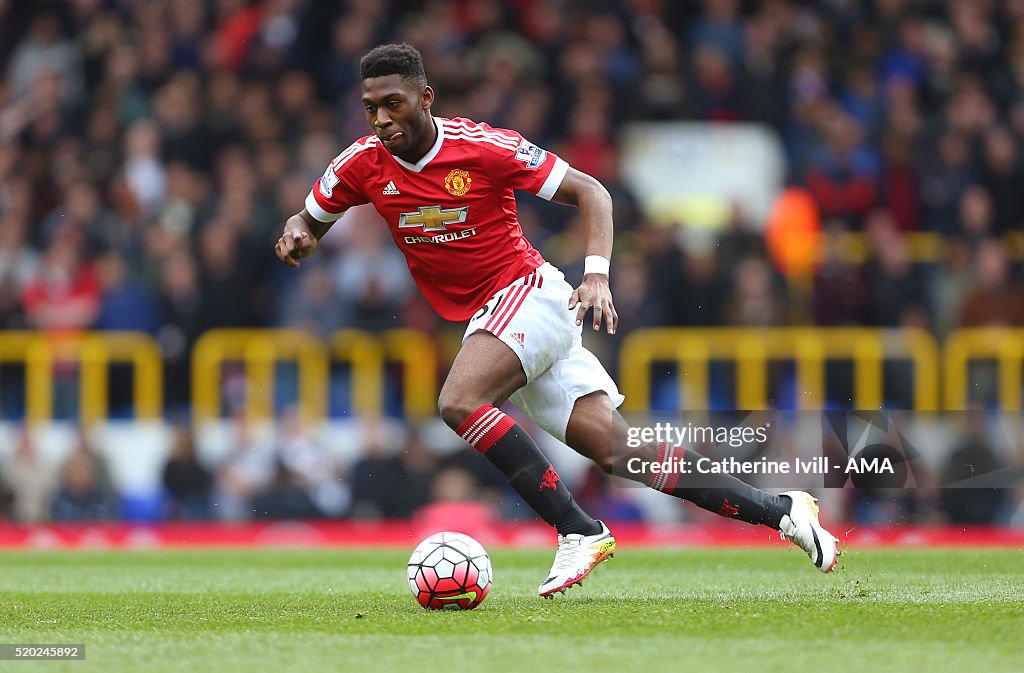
[565, 392, 840, 573]
[438, 331, 611, 595]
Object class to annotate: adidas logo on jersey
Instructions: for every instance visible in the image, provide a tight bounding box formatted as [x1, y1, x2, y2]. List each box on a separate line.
[383, 180, 400, 195]
[510, 332, 526, 347]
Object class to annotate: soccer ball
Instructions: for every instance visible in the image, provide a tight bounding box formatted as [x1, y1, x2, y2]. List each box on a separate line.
[407, 531, 492, 610]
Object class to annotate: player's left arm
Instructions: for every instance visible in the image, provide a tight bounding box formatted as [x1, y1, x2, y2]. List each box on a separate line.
[551, 168, 617, 335]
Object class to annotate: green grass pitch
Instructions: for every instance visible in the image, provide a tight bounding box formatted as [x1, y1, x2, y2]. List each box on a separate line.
[0, 547, 1021, 673]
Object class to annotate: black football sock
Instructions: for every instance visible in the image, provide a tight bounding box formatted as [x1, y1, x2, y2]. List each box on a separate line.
[457, 404, 601, 537]
[638, 443, 791, 529]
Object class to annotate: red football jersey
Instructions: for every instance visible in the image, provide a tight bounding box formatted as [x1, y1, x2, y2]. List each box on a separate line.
[305, 116, 569, 321]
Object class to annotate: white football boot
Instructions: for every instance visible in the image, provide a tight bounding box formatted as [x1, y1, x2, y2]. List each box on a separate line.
[779, 491, 840, 573]
[538, 521, 616, 598]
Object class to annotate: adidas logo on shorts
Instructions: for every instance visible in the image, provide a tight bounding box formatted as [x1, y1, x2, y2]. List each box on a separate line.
[510, 332, 526, 347]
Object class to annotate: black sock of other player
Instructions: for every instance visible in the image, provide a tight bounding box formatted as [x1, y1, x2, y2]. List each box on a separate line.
[642, 443, 791, 529]
[457, 404, 602, 537]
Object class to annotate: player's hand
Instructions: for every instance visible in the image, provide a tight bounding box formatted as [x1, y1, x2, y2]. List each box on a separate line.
[275, 227, 317, 268]
[569, 273, 618, 335]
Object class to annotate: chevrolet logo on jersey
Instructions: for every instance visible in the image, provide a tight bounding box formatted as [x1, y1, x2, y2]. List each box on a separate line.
[398, 205, 468, 232]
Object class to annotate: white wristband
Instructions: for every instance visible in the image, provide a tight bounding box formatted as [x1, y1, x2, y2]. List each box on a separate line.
[584, 255, 610, 276]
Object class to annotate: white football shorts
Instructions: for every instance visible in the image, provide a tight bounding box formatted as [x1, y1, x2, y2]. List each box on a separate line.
[463, 262, 625, 443]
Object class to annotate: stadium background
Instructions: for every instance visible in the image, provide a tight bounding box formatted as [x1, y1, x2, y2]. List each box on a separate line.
[0, 0, 1022, 537]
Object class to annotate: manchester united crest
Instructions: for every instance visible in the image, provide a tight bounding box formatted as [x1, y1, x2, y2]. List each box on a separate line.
[444, 169, 472, 196]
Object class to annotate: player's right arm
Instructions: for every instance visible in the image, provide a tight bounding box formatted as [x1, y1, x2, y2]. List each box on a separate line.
[275, 138, 374, 268]
[275, 209, 326, 269]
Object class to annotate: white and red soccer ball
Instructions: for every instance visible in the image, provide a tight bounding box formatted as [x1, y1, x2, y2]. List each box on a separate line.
[407, 532, 492, 610]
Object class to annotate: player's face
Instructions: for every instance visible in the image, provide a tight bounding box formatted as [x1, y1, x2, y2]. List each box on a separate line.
[361, 75, 434, 161]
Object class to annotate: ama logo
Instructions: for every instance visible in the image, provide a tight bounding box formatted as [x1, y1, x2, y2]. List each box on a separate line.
[821, 411, 921, 489]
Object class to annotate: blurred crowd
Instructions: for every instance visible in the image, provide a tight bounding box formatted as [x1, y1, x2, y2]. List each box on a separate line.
[2, 0, 1024, 524]
[0, 414, 616, 525]
[0, 412, 1019, 526]
[2, 2, 1024, 377]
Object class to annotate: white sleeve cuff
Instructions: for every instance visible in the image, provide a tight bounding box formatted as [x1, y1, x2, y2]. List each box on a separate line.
[305, 191, 345, 222]
[536, 157, 569, 201]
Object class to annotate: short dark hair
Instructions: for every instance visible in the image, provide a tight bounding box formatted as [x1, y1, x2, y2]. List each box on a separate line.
[360, 43, 427, 88]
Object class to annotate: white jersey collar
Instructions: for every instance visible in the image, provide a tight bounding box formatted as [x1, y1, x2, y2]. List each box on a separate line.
[390, 117, 444, 173]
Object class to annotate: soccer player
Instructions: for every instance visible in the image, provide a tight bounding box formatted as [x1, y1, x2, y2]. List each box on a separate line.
[276, 44, 839, 597]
